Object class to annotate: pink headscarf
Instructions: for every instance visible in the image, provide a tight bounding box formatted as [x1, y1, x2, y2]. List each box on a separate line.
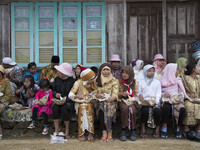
[160, 63, 188, 97]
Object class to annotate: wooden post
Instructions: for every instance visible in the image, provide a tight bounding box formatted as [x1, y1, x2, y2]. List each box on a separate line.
[162, 0, 167, 58]
[123, 0, 127, 65]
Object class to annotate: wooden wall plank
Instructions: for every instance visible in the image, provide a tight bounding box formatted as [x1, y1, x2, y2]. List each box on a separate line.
[178, 6, 186, 34]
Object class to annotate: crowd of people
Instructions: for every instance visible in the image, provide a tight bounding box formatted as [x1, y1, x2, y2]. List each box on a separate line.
[0, 51, 200, 143]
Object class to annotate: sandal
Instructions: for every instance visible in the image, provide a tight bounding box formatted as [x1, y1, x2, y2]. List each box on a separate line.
[100, 136, 107, 142]
[153, 132, 160, 138]
[107, 136, 113, 142]
[160, 131, 168, 139]
[140, 132, 147, 138]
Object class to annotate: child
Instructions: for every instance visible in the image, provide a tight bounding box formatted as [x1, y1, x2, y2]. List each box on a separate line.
[182, 63, 200, 140]
[131, 59, 144, 80]
[69, 69, 96, 141]
[160, 63, 187, 139]
[15, 75, 40, 107]
[138, 65, 161, 138]
[52, 63, 75, 139]
[0, 65, 11, 140]
[152, 54, 167, 80]
[93, 63, 119, 142]
[28, 79, 53, 135]
[118, 65, 139, 141]
[74, 64, 87, 81]
[22, 62, 40, 85]
[110, 54, 122, 79]
[176, 57, 188, 78]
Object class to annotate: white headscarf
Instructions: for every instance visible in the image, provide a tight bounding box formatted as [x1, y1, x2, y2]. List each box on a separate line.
[143, 64, 155, 86]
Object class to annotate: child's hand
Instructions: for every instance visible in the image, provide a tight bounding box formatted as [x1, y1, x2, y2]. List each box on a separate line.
[56, 93, 61, 99]
[139, 94, 144, 101]
[15, 89, 21, 94]
[96, 94, 104, 99]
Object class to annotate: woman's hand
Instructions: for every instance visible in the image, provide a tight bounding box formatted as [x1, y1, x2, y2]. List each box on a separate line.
[122, 92, 128, 97]
[188, 94, 198, 99]
[164, 93, 170, 98]
[75, 95, 84, 100]
[96, 94, 104, 99]
[56, 93, 61, 99]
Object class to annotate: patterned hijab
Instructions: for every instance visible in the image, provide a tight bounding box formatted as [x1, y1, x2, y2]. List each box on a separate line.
[96, 63, 113, 87]
[143, 64, 155, 86]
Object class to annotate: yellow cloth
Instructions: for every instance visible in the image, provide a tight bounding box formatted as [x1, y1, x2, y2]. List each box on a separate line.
[0, 79, 11, 107]
[100, 66, 113, 86]
[40, 64, 58, 80]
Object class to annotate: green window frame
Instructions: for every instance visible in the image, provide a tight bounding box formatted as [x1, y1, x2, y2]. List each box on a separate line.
[35, 2, 57, 67]
[83, 2, 106, 67]
[59, 2, 81, 65]
[11, 2, 33, 67]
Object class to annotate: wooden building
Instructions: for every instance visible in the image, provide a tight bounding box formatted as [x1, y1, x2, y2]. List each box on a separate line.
[0, 0, 199, 67]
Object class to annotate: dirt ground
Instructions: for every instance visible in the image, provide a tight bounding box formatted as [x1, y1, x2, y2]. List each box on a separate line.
[0, 137, 199, 150]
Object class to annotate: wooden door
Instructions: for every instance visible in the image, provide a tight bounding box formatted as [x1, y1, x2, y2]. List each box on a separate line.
[127, 3, 162, 64]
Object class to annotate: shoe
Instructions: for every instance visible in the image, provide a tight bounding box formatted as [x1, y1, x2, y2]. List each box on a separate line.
[160, 130, 168, 139]
[175, 131, 183, 139]
[0, 134, 2, 140]
[130, 130, 137, 141]
[42, 127, 49, 135]
[120, 130, 127, 141]
[27, 123, 35, 129]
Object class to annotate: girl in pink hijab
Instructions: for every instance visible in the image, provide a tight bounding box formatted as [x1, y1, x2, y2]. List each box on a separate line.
[160, 63, 187, 139]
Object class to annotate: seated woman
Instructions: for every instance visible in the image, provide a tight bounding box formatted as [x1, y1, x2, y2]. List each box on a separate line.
[73, 64, 86, 81]
[182, 63, 200, 140]
[176, 57, 188, 78]
[160, 63, 187, 139]
[52, 63, 75, 139]
[0, 65, 11, 140]
[15, 75, 40, 108]
[22, 62, 40, 85]
[131, 58, 144, 81]
[118, 65, 139, 141]
[93, 63, 119, 142]
[138, 65, 161, 138]
[69, 69, 96, 142]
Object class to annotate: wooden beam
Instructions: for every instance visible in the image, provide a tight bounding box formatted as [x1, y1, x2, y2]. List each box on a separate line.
[123, 0, 127, 65]
[162, 0, 167, 58]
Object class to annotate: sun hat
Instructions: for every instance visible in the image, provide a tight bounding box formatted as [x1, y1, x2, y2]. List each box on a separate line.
[110, 54, 121, 62]
[54, 63, 73, 77]
[80, 69, 95, 85]
[2, 57, 16, 66]
[152, 54, 167, 62]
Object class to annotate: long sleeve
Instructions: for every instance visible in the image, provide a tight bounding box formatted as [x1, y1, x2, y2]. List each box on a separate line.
[46, 90, 53, 106]
[0, 80, 11, 106]
[68, 81, 80, 101]
[111, 79, 119, 101]
[155, 81, 161, 105]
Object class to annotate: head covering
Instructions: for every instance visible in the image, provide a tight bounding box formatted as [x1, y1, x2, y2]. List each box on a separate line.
[0, 65, 8, 84]
[153, 54, 167, 74]
[2, 57, 16, 66]
[96, 63, 113, 87]
[80, 69, 95, 85]
[192, 51, 200, 61]
[110, 54, 121, 62]
[119, 65, 135, 97]
[131, 58, 139, 67]
[143, 64, 155, 86]
[160, 63, 178, 87]
[74, 64, 87, 72]
[160, 63, 188, 97]
[54, 63, 73, 77]
[135, 60, 144, 71]
[51, 56, 60, 63]
[176, 57, 187, 70]
[192, 41, 200, 51]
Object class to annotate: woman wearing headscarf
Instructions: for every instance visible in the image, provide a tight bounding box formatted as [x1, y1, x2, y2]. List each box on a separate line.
[93, 63, 119, 142]
[131, 59, 144, 81]
[118, 65, 139, 141]
[176, 57, 188, 78]
[160, 63, 187, 139]
[0, 65, 11, 140]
